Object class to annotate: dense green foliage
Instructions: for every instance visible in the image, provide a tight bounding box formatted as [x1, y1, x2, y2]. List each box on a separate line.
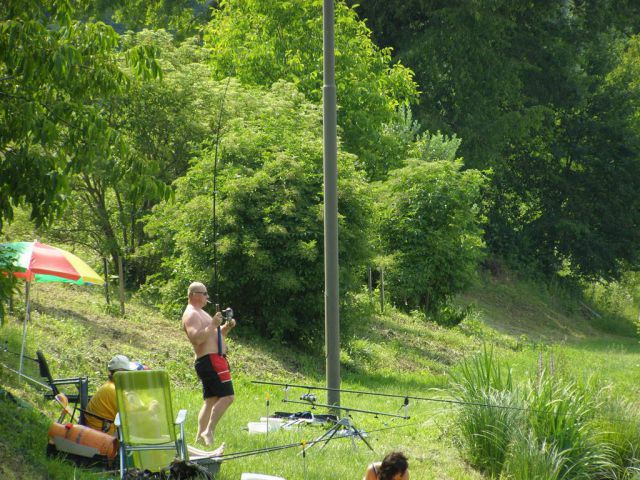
[204, 0, 418, 180]
[351, 0, 640, 280]
[1, 0, 127, 230]
[85, 0, 216, 39]
[144, 80, 371, 340]
[375, 134, 486, 313]
[4, 0, 640, 338]
[47, 31, 213, 285]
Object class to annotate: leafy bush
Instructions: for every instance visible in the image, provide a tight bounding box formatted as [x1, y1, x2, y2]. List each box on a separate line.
[374, 138, 486, 313]
[144, 81, 371, 341]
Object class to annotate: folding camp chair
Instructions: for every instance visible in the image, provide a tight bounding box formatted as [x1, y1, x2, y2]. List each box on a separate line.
[37, 350, 90, 423]
[114, 370, 187, 479]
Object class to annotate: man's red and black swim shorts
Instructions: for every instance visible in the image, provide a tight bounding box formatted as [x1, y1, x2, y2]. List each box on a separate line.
[195, 353, 234, 399]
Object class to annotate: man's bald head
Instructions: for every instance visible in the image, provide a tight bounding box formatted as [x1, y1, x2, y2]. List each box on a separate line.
[188, 282, 208, 297]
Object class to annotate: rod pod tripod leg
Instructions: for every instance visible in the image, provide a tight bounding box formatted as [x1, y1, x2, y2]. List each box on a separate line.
[303, 410, 374, 454]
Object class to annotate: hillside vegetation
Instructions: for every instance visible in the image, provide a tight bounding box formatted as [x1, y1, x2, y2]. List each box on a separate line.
[0, 273, 638, 479]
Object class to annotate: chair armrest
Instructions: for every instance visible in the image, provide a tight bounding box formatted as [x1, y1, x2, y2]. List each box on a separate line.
[175, 409, 187, 426]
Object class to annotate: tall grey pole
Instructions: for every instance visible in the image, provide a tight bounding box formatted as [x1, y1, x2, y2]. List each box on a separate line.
[323, 0, 340, 408]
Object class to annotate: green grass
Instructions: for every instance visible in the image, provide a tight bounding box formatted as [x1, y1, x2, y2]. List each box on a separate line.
[0, 274, 639, 479]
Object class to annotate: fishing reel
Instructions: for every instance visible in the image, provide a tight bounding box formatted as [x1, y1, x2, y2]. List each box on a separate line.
[300, 393, 317, 403]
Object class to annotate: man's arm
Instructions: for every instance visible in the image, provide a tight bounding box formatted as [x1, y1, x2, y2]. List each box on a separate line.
[183, 310, 221, 346]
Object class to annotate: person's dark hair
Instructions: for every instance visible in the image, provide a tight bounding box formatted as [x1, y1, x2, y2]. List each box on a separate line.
[379, 451, 408, 480]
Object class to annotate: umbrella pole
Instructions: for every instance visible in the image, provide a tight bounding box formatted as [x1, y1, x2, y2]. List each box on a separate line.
[19, 281, 31, 376]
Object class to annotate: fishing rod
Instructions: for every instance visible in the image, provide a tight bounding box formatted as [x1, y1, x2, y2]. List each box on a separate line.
[253, 379, 415, 402]
[0, 341, 38, 363]
[252, 379, 529, 412]
[211, 76, 232, 308]
[282, 397, 409, 420]
[256, 379, 640, 425]
[0, 361, 50, 390]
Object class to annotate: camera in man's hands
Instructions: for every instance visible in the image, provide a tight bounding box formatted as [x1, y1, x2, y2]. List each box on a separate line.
[222, 307, 234, 321]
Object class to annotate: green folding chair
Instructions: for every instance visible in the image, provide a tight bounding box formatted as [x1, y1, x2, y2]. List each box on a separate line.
[114, 370, 187, 479]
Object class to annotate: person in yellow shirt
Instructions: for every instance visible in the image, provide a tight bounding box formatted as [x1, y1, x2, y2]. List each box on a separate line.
[84, 355, 139, 435]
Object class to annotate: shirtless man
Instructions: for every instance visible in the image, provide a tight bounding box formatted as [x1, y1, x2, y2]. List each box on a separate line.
[182, 282, 236, 446]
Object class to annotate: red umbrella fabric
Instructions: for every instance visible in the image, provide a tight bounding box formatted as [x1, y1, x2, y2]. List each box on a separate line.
[1, 241, 102, 284]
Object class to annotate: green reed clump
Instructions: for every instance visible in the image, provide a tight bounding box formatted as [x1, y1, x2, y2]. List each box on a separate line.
[450, 346, 628, 479]
[456, 389, 523, 477]
[501, 432, 568, 480]
[592, 397, 640, 479]
[450, 345, 524, 477]
[525, 371, 611, 479]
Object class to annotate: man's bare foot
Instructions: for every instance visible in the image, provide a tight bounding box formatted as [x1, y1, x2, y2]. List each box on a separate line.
[198, 432, 213, 446]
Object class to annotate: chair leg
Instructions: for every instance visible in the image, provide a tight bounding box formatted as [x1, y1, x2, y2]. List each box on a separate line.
[178, 421, 187, 460]
[119, 444, 126, 480]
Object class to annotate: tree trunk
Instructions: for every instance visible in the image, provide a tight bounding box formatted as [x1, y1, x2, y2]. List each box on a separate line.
[117, 254, 125, 316]
[380, 266, 385, 313]
[367, 266, 373, 305]
[103, 257, 110, 305]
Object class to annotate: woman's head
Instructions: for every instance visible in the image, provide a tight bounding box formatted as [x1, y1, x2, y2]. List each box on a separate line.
[379, 451, 409, 480]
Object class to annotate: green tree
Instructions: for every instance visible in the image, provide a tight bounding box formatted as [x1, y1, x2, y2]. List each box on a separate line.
[48, 31, 217, 291]
[376, 133, 486, 313]
[0, 0, 160, 232]
[487, 32, 640, 280]
[354, 0, 640, 280]
[145, 80, 371, 341]
[0, 0, 159, 304]
[204, 0, 418, 179]
[85, 0, 216, 40]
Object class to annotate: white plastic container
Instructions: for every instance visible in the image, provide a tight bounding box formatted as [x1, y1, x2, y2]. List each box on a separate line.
[259, 417, 285, 425]
[241, 474, 285, 480]
[247, 421, 281, 434]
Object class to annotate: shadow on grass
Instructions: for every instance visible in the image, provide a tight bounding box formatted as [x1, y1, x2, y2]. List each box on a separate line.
[564, 336, 640, 353]
[30, 301, 152, 351]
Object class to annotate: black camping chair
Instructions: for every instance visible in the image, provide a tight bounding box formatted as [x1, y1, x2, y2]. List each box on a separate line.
[37, 350, 92, 424]
[37, 351, 113, 432]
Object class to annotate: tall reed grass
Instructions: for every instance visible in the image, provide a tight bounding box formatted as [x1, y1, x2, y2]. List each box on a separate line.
[501, 432, 567, 480]
[449, 346, 640, 479]
[449, 345, 523, 477]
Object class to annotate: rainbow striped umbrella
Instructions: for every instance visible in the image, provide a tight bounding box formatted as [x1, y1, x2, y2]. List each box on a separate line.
[1, 241, 102, 285]
[0, 241, 103, 374]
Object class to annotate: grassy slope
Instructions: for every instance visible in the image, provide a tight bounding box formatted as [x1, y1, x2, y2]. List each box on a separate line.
[0, 274, 638, 479]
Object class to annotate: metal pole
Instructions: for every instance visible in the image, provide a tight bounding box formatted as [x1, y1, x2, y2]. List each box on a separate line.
[323, 0, 340, 408]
